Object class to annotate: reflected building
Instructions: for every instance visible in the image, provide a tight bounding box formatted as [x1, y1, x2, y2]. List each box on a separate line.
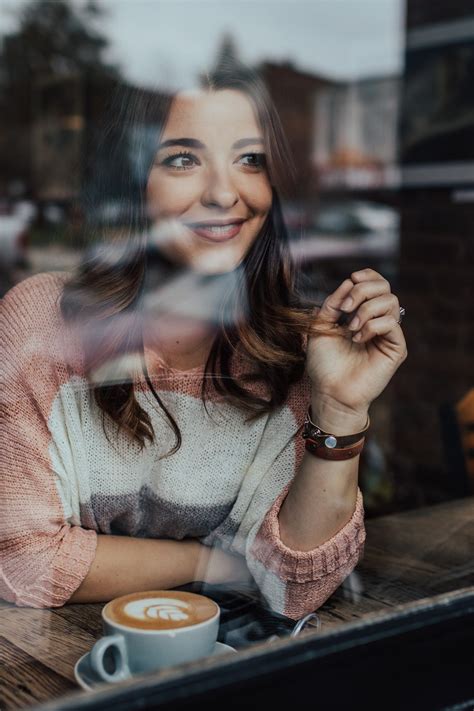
[314, 75, 401, 191]
[259, 60, 333, 198]
[32, 74, 84, 202]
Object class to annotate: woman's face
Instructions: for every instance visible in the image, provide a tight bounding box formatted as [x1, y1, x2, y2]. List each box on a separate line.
[146, 89, 273, 274]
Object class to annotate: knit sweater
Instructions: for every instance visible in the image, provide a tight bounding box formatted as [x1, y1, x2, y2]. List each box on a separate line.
[0, 272, 365, 619]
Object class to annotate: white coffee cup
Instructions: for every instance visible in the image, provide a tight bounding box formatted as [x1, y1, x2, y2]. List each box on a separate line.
[90, 590, 220, 682]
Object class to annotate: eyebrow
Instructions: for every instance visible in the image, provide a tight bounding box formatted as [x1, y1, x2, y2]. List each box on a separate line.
[156, 137, 264, 151]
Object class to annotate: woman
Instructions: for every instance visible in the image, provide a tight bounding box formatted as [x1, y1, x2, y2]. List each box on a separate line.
[0, 62, 406, 619]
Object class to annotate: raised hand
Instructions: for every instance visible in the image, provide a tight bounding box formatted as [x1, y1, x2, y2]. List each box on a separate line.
[306, 268, 407, 419]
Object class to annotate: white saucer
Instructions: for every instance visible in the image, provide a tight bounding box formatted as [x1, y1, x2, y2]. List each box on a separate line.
[74, 642, 238, 690]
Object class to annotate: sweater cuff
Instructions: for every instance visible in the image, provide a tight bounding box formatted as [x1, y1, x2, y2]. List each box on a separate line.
[249, 487, 365, 583]
[11, 526, 98, 608]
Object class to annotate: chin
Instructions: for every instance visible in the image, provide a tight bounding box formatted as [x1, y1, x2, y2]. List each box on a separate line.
[187, 243, 248, 275]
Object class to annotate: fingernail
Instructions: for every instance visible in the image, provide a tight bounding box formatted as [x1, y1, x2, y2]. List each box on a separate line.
[352, 332, 362, 342]
[349, 317, 360, 331]
[341, 298, 353, 311]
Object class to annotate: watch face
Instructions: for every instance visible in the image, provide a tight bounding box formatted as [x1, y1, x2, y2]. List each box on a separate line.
[324, 435, 338, 449]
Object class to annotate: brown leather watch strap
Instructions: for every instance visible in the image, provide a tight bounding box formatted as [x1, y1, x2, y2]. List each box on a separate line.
[302, 408, 370, 449]
[305, 438, 365, 460]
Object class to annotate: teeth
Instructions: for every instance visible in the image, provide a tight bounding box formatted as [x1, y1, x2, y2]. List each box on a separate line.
[197, 223, 239, 233]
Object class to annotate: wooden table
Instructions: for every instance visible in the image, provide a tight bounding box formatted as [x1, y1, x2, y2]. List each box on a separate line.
[1, 496, 474, 710]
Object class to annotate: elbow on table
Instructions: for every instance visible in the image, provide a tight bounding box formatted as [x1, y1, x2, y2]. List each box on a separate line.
[0, 572, 73, 608]
[249, 511, 366, 618]
[282, 545, 365, 620]
[0, 526, 97, 609]
[251, 534, 365, 621]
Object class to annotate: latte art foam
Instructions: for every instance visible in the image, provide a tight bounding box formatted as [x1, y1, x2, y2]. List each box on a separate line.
[126, 598, 190, 622]
[104, 590, 219, 631]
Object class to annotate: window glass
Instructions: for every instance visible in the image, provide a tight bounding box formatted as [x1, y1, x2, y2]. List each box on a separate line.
[1, 0, 473, 708]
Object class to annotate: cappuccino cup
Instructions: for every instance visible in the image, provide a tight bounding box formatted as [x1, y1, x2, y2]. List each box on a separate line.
[89, 590, 220, 682]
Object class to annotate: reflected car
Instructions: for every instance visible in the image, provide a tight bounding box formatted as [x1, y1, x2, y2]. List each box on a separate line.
[289, 200, 400, 264]
[313, 200, 399, 235]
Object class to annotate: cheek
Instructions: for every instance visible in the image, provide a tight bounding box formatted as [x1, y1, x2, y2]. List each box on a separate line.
[240, 176, 272, 215]
[146, 173, 198, 217]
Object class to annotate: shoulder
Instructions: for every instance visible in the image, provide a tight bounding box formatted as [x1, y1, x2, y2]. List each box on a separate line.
[1, 271, 81, 375]
[1, 271, 69, 327]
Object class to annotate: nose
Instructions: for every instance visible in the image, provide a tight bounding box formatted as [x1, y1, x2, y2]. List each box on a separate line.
[201, 163, 239, 210]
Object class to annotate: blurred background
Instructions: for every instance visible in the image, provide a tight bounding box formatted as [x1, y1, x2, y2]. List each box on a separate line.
[0, 0, 472, 517]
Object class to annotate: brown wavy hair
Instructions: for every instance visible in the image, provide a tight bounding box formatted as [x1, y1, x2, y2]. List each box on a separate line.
[60, 61, 326, 453]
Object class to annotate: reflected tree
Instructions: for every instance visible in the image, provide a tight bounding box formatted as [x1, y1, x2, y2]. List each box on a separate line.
[0, 0, 120, 192]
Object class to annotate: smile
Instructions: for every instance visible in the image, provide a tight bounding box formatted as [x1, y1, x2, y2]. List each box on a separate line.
[186, 221, 245, 242]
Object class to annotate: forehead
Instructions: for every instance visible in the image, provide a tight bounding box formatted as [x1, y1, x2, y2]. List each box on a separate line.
[162, 89, 262, 141]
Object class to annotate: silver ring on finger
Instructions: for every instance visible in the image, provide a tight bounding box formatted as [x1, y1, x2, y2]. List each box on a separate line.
[397, 306, 406, 325]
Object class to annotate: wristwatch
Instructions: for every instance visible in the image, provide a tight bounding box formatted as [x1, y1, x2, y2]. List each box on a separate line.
[302, 408, 370, 449]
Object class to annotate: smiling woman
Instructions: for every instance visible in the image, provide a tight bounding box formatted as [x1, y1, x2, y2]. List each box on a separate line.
[145, 89, 273, 273]
[0, 59, 406, 620]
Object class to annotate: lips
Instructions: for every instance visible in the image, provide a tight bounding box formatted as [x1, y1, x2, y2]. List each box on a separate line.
[185, 219, 246, 242]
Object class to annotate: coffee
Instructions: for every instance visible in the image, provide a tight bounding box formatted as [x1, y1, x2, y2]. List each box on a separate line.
[103, 590, 219, 631]
[91, 590, 221, 682]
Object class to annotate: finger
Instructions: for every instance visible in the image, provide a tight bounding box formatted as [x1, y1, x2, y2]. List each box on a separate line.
[352, 314, 405, 349]
[317, 278, 354, 324]
[340, 277, 391, 313]
[350, 268, 387, 284]
[347, 293, 400, 332]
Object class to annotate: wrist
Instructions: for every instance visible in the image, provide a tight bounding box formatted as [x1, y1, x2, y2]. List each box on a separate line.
[310, 393, 369, 434]
[188, 541, 209, 583]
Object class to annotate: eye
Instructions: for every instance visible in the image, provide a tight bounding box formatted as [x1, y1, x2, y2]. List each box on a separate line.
[161, 151, 199, 170]
[238, 152, 266, 169]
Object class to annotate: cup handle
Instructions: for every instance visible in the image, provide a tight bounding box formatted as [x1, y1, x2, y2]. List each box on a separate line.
[90, 634, 131, 683]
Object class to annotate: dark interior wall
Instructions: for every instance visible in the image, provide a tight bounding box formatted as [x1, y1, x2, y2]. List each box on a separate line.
[395, 190, 474, 502]
[407, 0, 474, 28]
[394, 1, 474, 505]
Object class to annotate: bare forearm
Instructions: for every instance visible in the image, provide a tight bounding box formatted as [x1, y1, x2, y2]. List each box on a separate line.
[69, 535, 200, 603]
[278, 395, 367, 552]
[68, 534, 251, 604]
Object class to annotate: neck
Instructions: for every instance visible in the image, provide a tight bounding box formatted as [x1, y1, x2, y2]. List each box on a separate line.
[144, 313, 217, 371]
[142, 267, 240, 370]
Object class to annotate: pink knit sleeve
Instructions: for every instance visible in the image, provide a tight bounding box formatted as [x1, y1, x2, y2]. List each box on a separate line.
[249, 485, 365, 619]
[239, 378, 366, 620]
[0, 274, 97, 608]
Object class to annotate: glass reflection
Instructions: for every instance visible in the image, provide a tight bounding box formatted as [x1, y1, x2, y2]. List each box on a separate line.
[1, 1, 473, 709]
